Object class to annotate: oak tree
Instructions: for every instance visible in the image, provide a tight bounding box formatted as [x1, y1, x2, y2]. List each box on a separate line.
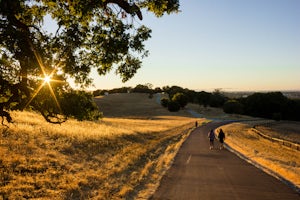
[0, 0, 179, 124]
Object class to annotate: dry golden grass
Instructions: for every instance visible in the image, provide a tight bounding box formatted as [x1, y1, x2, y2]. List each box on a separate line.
[255, 121, 300, 144]
[94, 93, 192, 118]
[1, 94, 204, 200]
[218, 122, 300, 189]
[3, 92, 298, 198]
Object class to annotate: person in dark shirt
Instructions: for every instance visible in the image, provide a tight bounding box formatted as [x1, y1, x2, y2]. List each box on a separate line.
[218, 128, 225, 150]
[208, 129, 215, 150]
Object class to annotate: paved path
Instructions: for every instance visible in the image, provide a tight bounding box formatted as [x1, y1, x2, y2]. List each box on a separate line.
[150, 121, 299, 200]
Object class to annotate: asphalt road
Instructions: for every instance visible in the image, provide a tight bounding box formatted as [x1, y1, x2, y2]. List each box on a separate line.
[150, 121, 299, 200]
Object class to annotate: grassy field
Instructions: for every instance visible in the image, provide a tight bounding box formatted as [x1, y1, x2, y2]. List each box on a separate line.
[255, 121, 300, 144]
[94, 93, 193, 118]
[1, 93, 299, 198]
[0, 93, 203, 199]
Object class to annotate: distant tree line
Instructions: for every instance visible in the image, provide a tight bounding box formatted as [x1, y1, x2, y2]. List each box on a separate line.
[93, 85, 300, 121]
[92, 83, 160, 96]
[224, 92, 300, 121]
[158, 86, 228, 112]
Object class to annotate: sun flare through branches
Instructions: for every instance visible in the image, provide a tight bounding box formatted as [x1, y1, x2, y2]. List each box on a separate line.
[43, 75, 51, 84]
[24, 44, 64, 115]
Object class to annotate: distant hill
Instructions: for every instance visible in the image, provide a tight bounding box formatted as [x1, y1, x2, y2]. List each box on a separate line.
[94, 93, 192, 118]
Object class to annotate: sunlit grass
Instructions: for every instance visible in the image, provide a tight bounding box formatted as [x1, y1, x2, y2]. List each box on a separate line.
[94, 93, 193, 118]
[0, 110, 203, 199]
[4, 92, 298, 198]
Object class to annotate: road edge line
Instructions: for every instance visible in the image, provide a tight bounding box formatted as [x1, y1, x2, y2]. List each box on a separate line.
[224, 143, 300, 195]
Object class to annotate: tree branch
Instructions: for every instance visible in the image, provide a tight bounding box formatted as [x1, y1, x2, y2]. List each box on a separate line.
[105, 0, 143, 20]
[0, 110, 13, 127]
[40, 112, 67, 125]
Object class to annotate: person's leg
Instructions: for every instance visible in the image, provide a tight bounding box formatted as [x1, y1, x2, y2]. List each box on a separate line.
[219, 139, 224, 149]
[210, 140, 214, 149]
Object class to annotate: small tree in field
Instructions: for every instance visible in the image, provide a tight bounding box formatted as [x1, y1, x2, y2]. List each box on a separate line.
[172, 92, 188, 108]
[161, 98, 169, 108]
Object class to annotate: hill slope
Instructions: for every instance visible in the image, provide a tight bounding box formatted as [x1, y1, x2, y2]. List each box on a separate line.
[0, 93, 200, 199]
[94, 93, 192, 118]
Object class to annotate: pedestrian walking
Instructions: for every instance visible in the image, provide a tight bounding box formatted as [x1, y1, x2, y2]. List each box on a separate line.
[208, 129, 215, 150]
[218, 128, 225, 150]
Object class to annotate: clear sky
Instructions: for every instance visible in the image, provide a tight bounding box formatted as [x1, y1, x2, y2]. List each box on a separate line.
[55, 0, 300, 91]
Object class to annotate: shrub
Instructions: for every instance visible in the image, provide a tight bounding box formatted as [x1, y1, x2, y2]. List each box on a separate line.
[243, 92, 288, 118]
[272, 112, 282, 121]
[172, 92, 188, 108]
[197, 91, 211, 107]
[223, 100, 244, 114]
[209, 91, 227, 107]
[60, 91, 102, 121]
[167, 101, 180, 112]
[161, 98, 169, 108]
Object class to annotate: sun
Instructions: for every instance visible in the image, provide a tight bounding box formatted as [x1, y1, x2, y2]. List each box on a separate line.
[43, 75, 51, 84]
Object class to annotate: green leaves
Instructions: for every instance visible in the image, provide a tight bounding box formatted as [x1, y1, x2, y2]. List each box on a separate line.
[141, 0, 180, 17]
[60, 90, 102, 121]
[1, 0, 179, 87]
[130, 25, 151, 53]
[0, 0, 180, 123]
[172, 92, 188, 108]
[117, 56, 141, 82]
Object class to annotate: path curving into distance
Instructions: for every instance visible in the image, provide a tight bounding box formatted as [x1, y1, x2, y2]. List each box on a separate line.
[150, 121, 299, 200]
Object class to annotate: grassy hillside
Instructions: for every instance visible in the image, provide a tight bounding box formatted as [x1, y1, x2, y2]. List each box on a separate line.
[2, 93, 298, 198]
[255, 121, 300, 144]
[94, 93, 192, 118]
[0, 93, 202, 199]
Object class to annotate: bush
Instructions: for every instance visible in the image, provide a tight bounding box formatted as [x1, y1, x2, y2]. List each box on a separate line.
[60, 91, 102, 121]
[272, 112, 282, 121]
[172, 92, 188, 108]
[223, 100, 244, 114]
[197, 91, 211, 107]
[167, 101, 180, 112]
[209, 91, 227, 107]
[243, 92, 288, 118]
[161, 98, 169, 108]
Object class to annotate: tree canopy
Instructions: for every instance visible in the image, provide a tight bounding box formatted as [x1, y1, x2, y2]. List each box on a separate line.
[172, 92, 188, 108]
[0, 0, 180, 124]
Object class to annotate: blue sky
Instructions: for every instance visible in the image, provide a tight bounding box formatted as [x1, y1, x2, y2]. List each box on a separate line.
[74, 1, 300, 91]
